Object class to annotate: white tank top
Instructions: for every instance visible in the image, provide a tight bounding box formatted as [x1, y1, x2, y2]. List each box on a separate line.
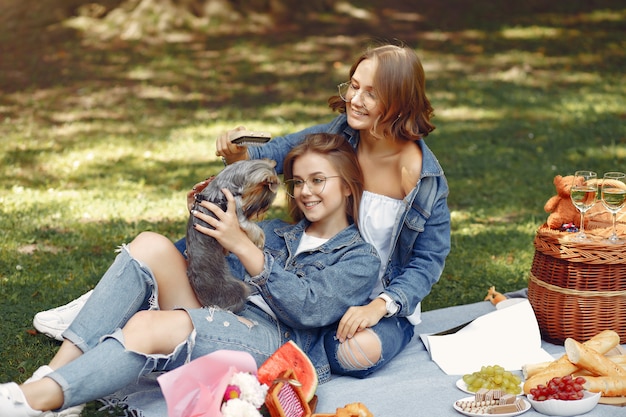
[358, 191, 421, 324]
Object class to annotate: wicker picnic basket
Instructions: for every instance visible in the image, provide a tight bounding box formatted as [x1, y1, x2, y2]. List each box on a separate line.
[527, 224, 626, 345]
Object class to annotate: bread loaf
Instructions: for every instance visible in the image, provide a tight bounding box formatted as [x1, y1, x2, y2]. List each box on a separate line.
[583, 376, 626, 396]
[565, 337, 626, 377]
[523, 355, 626, 379]
[523, 330, 620, 394]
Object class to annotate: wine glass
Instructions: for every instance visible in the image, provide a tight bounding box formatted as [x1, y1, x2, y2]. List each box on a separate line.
[569, 170, 598, 241]
[601, 171, 626, 244]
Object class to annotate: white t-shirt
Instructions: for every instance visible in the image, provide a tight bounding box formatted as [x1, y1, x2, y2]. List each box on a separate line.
[359, 191, 421, 325]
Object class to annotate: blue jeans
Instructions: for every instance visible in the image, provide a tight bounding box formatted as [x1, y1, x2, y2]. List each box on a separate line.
[47, 246, 286, 409]
[324, 316, 414, 378]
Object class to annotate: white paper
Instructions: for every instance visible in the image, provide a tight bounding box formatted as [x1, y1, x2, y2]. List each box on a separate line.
[421, 300, 555, 375]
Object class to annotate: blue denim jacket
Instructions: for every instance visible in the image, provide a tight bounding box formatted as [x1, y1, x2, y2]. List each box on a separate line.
[229, 218, 380, 328]
[227, 218, 380, 381]
[249, 114, 451, 317]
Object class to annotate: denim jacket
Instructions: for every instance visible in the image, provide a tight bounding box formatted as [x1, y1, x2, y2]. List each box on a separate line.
[244, 218, 380, 328]
[249, 114, 451, 318]
[226, 218, 380, 382]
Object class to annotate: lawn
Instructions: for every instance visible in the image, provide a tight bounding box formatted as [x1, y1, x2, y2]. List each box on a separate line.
[1, 1, 625, 413]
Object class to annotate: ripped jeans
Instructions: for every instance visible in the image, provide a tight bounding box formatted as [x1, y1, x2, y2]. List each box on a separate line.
[323, 315, 414, 378]
[46, 247, 285, 409]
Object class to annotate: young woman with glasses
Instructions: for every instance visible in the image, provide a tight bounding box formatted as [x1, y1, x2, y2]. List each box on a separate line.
[33, 42, 450, 381]
[216, 43, 450, 378]
[0, 134, 380, 417]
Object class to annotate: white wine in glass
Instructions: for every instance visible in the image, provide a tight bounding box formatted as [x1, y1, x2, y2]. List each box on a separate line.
[570, 170, 597, 241]
[601, 171, 626, 244]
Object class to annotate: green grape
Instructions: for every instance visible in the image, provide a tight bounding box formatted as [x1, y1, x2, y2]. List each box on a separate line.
[462, 364, 522, 394]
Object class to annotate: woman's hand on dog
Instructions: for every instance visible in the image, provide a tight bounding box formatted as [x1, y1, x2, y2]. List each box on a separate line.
[192, 188, 265, 276]
[187, 177, 213, 212]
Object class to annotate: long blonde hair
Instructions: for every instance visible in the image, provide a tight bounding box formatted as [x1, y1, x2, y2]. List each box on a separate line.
[282, 133, 363, 225]
[329, 43, 435, 141]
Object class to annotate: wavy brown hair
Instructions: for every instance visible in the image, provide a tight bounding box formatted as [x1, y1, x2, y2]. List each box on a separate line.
[328, 43, 435, 141]
[282, 133, 363, 226]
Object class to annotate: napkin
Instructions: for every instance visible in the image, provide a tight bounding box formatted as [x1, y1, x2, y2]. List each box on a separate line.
[420, 299, 554, 375]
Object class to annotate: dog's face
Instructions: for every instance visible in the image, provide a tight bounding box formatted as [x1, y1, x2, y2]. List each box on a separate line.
[196, 159, 279, 221]
[237, 159, 279, 220]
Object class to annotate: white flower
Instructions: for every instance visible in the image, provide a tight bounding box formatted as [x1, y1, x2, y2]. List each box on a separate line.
[228, 372, 268, 409]
[221, 398, 262, 417]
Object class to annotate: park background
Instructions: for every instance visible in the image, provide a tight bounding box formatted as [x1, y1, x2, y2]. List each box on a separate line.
[1, 1, 625, 414]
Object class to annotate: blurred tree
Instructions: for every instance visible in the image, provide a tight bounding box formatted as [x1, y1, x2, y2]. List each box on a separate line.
[1, 0, 338, 40]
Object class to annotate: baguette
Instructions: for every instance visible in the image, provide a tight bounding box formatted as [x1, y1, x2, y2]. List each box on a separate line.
[583, 376, 626, 396]
[565, 337, 626, 377]
[523, 330, 620, 394]
[523, 355, 626, 379]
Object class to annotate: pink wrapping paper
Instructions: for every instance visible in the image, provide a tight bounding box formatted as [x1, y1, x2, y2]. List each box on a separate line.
[157, 350, 258, 417]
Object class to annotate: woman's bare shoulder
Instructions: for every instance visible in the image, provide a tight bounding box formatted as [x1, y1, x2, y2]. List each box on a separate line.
[399, 141, 423, 194]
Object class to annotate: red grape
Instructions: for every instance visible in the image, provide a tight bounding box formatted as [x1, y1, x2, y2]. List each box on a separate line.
[529, 375, 586, 401]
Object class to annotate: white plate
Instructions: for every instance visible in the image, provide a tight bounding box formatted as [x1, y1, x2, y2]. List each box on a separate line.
[456, 378, 524, 395]
[456, 378, 475, 394]
[453, 395, 530, 417]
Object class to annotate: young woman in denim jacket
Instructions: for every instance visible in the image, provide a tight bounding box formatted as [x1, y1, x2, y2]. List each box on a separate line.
[216, 44, 451, 377]
[0, 134, 380, 417]
[32, 43, 449, 383]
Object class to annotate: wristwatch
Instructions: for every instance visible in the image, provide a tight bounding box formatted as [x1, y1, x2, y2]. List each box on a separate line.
[377, 293, 399, 317]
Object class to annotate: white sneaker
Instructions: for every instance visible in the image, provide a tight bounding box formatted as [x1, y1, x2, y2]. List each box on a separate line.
[0, 382, 41, 417]
[33, 291, 93, 342]
[24, 366, 54, 384]
[23, 366, 85, 417]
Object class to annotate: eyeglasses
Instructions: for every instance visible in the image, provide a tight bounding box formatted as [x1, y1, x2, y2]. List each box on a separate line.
[283, 176, 340, 198]
[337, 82, 378, 110]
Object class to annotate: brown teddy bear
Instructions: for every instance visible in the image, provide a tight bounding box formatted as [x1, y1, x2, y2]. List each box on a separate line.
[544, 175, 583, 230]
[543, 174, 620, 230]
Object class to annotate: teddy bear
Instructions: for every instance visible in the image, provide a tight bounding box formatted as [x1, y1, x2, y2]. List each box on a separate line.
[543, 175, 583, 230]
[543, 174, 619, 230]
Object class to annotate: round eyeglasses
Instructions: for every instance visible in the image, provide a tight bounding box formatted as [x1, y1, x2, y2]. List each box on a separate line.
[337, 82, 378, 110]
[284, 176, 340, 198]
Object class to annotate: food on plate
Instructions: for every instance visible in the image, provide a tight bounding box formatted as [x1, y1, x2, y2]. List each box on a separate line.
[462, 364, 522, 394]
[528, 375, 586, 401]
[564, 337, 626, 377]
[522, 329, 620, 394]
[527, 391, 601, 416]
[455, 389, 526, 414]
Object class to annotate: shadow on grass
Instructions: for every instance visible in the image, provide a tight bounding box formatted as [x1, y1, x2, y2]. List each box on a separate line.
[0, 1, 625, 400]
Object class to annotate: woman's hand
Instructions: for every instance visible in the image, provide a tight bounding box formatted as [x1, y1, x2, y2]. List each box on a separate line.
[191, 188, 249, 253]
[186, 177, 213, 212]
[335, 300, 386, 343]
[215, 126, 250, 165]
[191, 188, 265, 275]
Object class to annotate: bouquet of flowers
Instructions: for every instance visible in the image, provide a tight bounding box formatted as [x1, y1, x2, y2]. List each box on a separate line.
[221, 372, 268, 417]
[158, 350, 267, 417]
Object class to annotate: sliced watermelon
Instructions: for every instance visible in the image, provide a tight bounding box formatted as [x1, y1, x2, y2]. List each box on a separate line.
[258, 341, 318, 402]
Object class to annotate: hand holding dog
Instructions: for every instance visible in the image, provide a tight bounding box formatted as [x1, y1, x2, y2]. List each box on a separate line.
[186, 178, 213, 212]
[192, 188, 265, 276]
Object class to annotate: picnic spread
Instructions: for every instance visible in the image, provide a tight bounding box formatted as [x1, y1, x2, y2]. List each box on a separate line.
[102, 295, 626, 417]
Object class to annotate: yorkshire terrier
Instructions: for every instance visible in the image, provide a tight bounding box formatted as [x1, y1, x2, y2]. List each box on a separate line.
[186, 159, 279, 312]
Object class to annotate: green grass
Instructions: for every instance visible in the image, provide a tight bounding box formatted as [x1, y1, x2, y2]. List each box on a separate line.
[1, 1, 625, 413]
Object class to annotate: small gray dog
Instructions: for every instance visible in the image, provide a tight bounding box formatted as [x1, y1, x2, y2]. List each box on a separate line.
[186, 159, 279, 312]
